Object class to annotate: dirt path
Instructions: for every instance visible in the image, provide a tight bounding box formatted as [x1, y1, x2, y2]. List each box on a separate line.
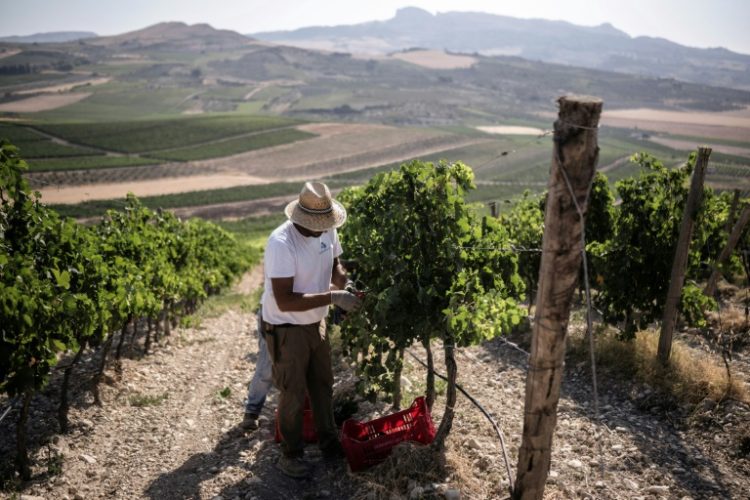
[35, 294, 261, 498]
[6, 267, 355, 500]
[5, 267, 749, 499]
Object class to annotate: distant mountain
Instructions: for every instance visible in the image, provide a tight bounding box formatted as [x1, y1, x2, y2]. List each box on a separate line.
[251, 6, 750, 90]
[2, 17, 749, 126]
[89, 22, 253, 52]
[0, 31, 97, 43]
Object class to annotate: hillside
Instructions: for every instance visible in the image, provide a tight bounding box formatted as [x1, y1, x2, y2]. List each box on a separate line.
[88, 22, 253, 52]
[1, 20, 749, 127]
[0, 31, 97, 43]
[252, 6, 750, 91]
[0, 18, 748, 213]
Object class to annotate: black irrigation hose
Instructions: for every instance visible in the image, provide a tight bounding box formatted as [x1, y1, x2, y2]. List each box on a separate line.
[405, 348, 515, 498]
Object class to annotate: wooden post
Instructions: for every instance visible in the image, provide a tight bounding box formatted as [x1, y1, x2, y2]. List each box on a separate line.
[657, 147, 711, 364]
[705, 204, 750, 297]
[513, 95, 601, 500]
[725, 190, 741, 235]
[488, 201, 498, 218]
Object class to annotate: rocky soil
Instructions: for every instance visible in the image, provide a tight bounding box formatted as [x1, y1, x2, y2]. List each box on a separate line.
[1, 269, 748, 499]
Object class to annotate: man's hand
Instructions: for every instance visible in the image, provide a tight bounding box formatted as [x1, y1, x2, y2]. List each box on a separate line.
[331, 290, 362, 312]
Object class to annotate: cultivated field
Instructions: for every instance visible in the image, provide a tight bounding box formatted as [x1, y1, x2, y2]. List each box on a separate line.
[40, 174, 271, 204]
[648, 136, 750, 158]
[33, 122, 484, 205]
[27, 115, 749, 219]
[600, 106, 750, 142]
[1, 23, 748, 221]
[0, 93, 92, 112]
[391, 50, 478, 69]
[15, 77, 111, 95]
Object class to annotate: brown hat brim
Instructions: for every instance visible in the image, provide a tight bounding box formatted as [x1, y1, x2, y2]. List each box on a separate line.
[284, 199, 347, 232]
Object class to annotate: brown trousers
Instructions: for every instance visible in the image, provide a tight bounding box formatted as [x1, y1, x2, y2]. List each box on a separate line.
[266, 320, 338, 458]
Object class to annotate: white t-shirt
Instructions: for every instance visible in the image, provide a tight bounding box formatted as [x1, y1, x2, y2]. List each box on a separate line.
[261, 220, 343, 325]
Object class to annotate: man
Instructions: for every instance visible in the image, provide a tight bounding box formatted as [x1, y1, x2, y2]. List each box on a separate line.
[260, 181, 361, 478]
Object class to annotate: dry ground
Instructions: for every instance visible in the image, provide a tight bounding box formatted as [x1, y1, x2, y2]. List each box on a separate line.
[2, 268, 749, 500]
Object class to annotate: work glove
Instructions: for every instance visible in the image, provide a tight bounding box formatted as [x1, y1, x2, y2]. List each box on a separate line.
[330, 290, 362, 312]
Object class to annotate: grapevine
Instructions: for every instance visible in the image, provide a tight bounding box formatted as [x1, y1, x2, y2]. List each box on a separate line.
[0, 140, 249, 478]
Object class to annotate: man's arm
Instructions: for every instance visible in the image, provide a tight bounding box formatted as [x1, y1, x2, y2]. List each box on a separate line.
[271, 277, 331, 312]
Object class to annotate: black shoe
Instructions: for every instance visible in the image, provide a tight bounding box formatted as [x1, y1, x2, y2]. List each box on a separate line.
[242, 412, 259, 431]
[278, 455, 309, 478]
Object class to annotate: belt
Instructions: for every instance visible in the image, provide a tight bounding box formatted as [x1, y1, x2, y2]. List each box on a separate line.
[262, 320, 319, 332]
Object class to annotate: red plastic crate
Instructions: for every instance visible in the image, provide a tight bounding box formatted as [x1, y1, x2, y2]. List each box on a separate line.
[341, 396, 436, 471]
[274, 396, 318, 443]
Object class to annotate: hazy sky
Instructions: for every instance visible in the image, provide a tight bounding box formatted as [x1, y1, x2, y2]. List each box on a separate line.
[3, 0, 750, 54]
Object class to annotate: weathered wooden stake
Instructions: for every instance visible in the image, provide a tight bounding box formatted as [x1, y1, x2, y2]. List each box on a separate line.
[705, 204, 750, 297]
[725, 190, 741, 236]
[657, 147, 711, 364]
[488, 201, 498, 218]
[513, 95, 601, 500]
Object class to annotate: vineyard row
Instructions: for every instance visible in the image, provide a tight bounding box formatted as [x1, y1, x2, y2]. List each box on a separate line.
[0, 140, 251, 479]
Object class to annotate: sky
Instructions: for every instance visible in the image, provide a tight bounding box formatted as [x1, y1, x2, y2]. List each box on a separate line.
[2, 0, 750, 54]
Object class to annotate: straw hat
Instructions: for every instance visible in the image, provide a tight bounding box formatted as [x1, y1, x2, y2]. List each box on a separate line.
[284, 181, 347, 231]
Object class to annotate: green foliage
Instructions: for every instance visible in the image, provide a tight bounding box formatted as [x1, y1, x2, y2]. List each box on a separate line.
[128, 391, 169, 407]
[586, 172, 616, 245]
[34, 114, 301, 154]
[680, 282, 716, 327]
[339, 160, 524, 397]
[588, 153, 723, 338]
[498, 172, 614, 309]
[45, 448, 64, 476]
[498, 190, 544, 299]
[696, 189, 743, 280]
[740, 206, 750, 284]
[0, 139, 249, 401]
[149, 128, 315, 161]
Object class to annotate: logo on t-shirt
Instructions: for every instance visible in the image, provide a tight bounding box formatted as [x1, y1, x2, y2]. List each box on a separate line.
[320, 241, 328, 254]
